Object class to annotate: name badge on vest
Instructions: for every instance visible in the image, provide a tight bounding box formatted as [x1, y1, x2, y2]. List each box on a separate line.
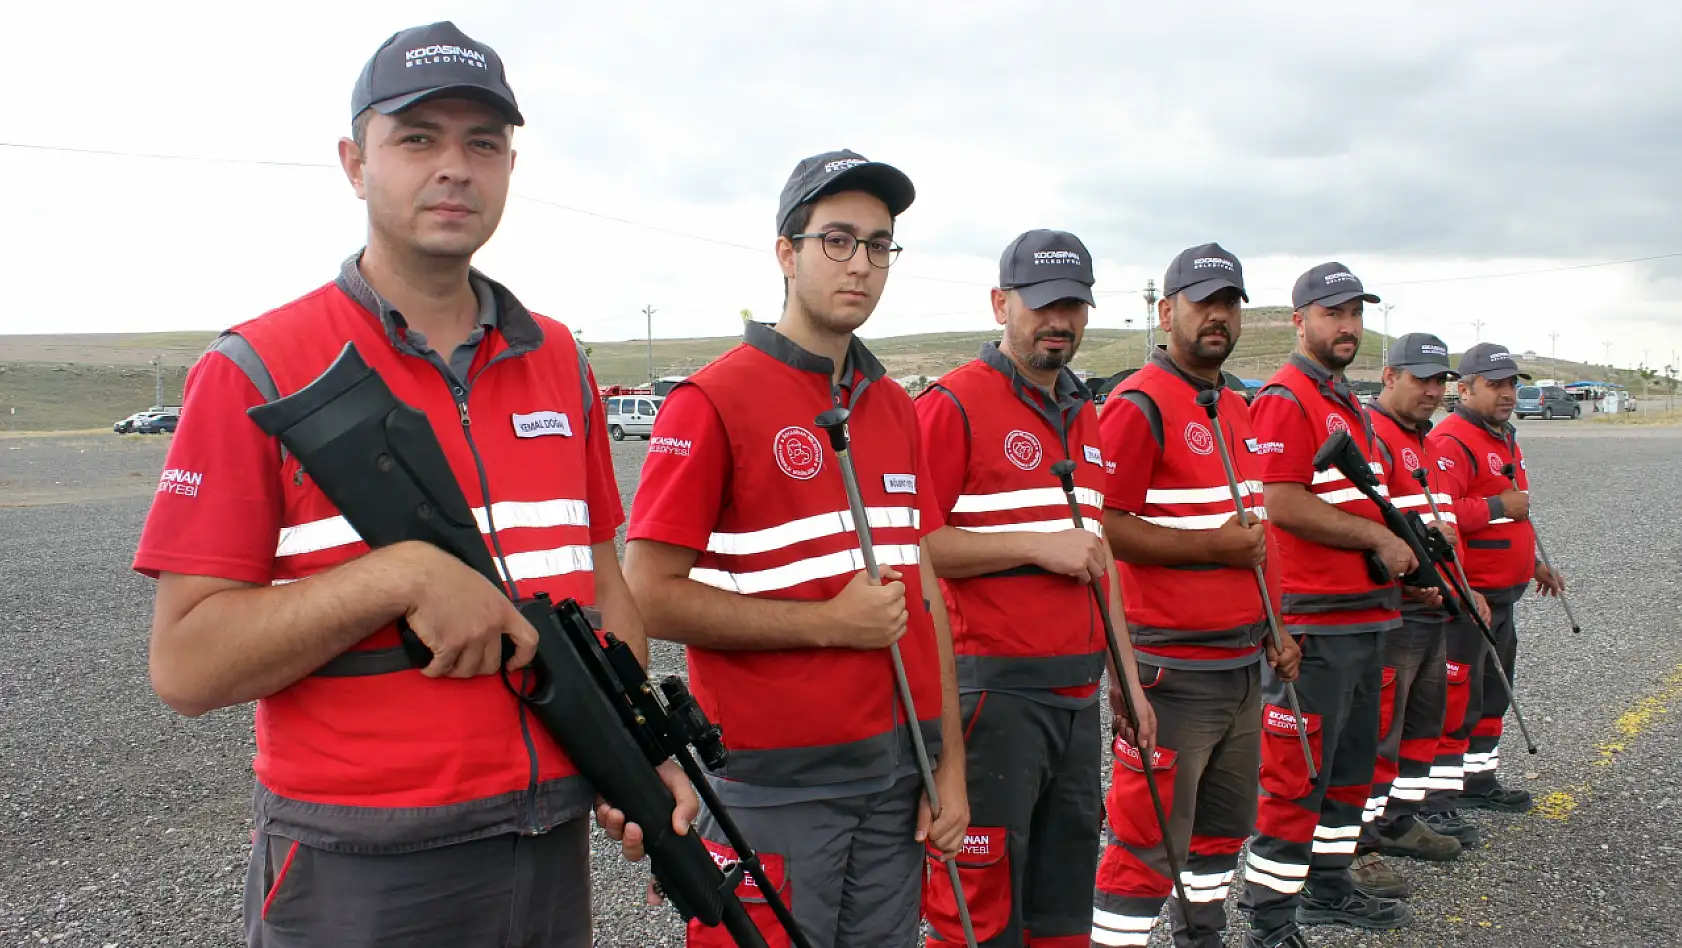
[1083, 445, 1103, 466]
[512, 410, 572, 438]
[883, 473, 916, 494]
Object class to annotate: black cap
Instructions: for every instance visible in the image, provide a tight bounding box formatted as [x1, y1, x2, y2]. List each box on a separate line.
[1457, 342, 1533, 381]
[1292, 262, 1380, 310]
[1163, 242, 1248, 303]
[352, 22, 523, 126]
[776, 150, 915, 234]
[1386, 332, 1458, 379]
[998, 230, 1097, 309]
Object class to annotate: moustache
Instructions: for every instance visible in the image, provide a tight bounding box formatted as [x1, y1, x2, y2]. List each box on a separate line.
[1035, 331, 1076, 342]
[1198, 324, 1231, 340]
[1333, 335, 1359, 346]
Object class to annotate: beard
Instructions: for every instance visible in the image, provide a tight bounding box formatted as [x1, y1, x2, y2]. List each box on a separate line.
[1021, 329, 1078, 371]
[1310, 332, 1360, 370]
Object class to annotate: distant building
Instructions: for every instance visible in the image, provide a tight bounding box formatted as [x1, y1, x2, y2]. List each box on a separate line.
[1522, 350, 1539, 360]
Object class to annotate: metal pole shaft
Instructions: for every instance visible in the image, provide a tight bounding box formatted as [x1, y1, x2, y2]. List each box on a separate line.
[1414, 472, 1538, 754]
[830, 434, 978, 948]
[1050, 464, 1195, 926]
[1203, 410, 1317, 778]
[1503, 464, 1581, 634]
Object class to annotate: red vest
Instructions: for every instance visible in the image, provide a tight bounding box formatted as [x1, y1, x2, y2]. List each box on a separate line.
[922, 354, 1107, 691]
[1256, 360, 1401, 632]
[681, 336, 942, 787]
[1369, 404, 1459, 621]
[1430, 410, 1536, 596]
[1109, 361, 1273, 667]
[230, 266, 597, 847]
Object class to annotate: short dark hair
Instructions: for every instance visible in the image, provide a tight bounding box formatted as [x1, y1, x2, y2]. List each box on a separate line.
[780, 202, 815, 242]
[351, 108, 374, 151]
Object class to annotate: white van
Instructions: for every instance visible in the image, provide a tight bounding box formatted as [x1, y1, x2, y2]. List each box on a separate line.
[605, 395, 664, 441]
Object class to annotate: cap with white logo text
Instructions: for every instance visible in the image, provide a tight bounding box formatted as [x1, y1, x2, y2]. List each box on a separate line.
[1163, 242, 1248, 303]
[998, 230, 1097, 309]
[1457, 342, 1532, 381]
[352, 21, 523, 126]
[777, 149, 915, 234]
[1292, 261, 1380, 310]
[1386, 332, 1458, 379]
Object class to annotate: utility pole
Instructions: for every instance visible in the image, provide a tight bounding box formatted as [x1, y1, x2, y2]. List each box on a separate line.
[1603, 341, 1612, 383]
[1377, 302, 1394, 367]
[1549, 331, 1560, 375]
[1470, 319, 1485, 344]
[1142, 279, 1158, 362]
[642, 304, 656, 387]
[151, 355, 164, 409]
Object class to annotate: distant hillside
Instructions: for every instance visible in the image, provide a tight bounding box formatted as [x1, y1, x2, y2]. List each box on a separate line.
[0, 309, 1663, 431]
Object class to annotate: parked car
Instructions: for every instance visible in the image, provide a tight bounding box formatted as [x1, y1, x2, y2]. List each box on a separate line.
[113, 408, 179, 433]
[134, 412, 180, 434]
[1514, 384, 1580, 420]
[605, 395, 663, 441]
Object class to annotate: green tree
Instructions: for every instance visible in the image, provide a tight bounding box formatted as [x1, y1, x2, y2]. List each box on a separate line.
[740, 308, 754, 324]
[573, 329, 592, 358]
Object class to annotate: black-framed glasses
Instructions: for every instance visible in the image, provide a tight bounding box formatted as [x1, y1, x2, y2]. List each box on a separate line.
[790, 231, 902, 268]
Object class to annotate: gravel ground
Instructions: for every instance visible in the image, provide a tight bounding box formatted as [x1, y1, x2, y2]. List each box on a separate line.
[2, 420, 1678, 947]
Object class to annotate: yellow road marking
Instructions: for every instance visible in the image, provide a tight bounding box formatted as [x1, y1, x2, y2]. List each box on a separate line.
[1535, 662, 1682, 821]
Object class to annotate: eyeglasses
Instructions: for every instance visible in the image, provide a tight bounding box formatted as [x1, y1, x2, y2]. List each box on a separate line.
[790, 231, 902, 268]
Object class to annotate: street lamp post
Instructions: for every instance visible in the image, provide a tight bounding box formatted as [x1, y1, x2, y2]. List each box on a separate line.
[1377, 302, 1394, 369]
[642, 304, 656, 387]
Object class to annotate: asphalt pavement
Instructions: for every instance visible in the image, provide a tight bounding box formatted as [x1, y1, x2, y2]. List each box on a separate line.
[1, 420, 1678, 947]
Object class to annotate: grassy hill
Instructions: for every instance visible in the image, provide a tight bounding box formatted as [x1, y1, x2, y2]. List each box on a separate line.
[2, 309, 1668, 431]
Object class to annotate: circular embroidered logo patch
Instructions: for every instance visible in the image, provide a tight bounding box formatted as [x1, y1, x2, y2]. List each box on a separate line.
[1402, 447, 1420, 471]
[1004, 429, 1043, 471]
[773, 426, 824, 480]
[1184, 422, 1215, 456]
[1488, 452, 1504, 477]
[1325, 413, 1351, 436]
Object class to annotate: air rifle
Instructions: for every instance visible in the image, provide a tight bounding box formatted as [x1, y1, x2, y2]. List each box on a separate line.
[247, 342, 809, 948]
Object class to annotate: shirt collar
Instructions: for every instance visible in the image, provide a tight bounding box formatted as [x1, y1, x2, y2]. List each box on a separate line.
[742, 320, 886, 383]
[334, 251, 542, 354]
[978, 341, 1088, 407]
[1289, 351, 1360, 405]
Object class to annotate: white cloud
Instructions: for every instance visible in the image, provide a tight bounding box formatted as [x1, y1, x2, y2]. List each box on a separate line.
[4, 0, 1679, 372]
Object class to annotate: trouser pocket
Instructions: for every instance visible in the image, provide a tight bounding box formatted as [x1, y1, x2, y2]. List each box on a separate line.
[924, 826, 1011, 942]
[1259, 705, 1323, 800]
[687, 840, 792, 948]
[1105, 737, 1179, 848]
[1377, 666, 1400, 739]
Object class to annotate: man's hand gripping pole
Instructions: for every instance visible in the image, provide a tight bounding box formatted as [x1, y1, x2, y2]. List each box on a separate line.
[812, 406, 978, 948]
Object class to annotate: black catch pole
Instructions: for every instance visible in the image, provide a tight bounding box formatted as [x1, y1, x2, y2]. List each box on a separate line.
[1194, 389, 1317, 779]
[1049, 459, 1195, 926]
[1500, 462, 1582, 634]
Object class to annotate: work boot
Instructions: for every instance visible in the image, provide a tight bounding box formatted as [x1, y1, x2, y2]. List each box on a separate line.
[1420, 809, 1482, 848]
[1350, 851, 1414, 899]
[1298, 887, 1414, 930]
[1242, 924, 1311, 948]
[1379, 819, 1463, 862]
[1460, 779, 1533, 812]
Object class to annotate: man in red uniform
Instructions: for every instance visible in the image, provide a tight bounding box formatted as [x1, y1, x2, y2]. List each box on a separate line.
[1092, 243, 1302, 948]
[1238, 263, 1418, 945]
[1353, 334, 1477, 898]
[915, 229, 1153, 947]
[132, 22, 686, 947]
[623, 150, 967, 948]
[1422, 343, 1567, 829]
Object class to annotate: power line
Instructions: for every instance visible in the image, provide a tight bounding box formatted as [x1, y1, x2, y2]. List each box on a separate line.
[5, 140, 1678, 293]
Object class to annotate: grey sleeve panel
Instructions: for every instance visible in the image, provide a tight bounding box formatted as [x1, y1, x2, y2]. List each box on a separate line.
[928, 384, 970, 441]
[1113, 390, 1163, 448]
[575, 344, 594, 441]
[207, 331, 280, 403]
[1252, 384, 1300, 408]
[205, 331, 286, 462]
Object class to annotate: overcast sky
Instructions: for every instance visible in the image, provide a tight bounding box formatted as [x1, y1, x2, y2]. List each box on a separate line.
[6, 1, 1680, 372]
